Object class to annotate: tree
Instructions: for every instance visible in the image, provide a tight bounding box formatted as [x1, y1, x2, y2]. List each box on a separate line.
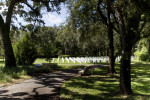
[56, 22, 108, 57]
[97, 0, 150, 95]
[57, 24, 80, 55]
[134, 22, 150, 61]
[14, 32, 37, 65]
[97, 0, 118, 74]
[67, 0, 116, 73]
[0, 0, 64, 67]
[115, 2, 142, 95]
[34, 26, 60, 58]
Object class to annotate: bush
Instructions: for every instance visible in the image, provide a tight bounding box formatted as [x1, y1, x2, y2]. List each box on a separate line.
[14, 33, 37, 65]
[139, 53, 150, 61]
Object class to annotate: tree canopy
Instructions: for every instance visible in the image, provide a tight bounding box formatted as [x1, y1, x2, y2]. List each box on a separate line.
[0, 0, 65, 67]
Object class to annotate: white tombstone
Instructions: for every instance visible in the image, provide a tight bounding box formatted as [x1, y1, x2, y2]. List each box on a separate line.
[62, 57, 64, 63]
[57, 58, 59, 62]
[53, 58, 55, 62]
[65, 57, 70, 63]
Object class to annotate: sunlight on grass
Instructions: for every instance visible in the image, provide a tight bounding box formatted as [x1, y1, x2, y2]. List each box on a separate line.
[34, 58, 49, 64]
[61, 64, 150, 100]
[131, 65, 150, 96]
[57, 65, 87, 70]
[61, 75, 119, 100]
[132, 59, 150, 64]
[0, 58, 5, 66]
[1, 57, 150, 99]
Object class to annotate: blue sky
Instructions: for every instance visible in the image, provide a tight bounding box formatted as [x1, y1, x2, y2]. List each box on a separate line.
[0, 2, 68, 27]
[42, 4, 69, 26]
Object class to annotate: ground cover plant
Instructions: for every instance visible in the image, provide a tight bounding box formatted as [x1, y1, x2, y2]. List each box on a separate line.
[61, 64, 150, 100]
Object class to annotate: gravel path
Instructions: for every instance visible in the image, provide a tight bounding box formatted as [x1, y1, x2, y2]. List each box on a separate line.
[0, 69, 81, 100]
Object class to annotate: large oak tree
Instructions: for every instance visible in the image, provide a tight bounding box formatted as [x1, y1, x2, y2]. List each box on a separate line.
[98, 0, 150, 95]
[0, 0, 64, 67]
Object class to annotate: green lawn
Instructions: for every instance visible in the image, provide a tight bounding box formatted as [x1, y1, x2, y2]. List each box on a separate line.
[60, 64, 150, 100]
[0, 58, 5, 66]
[132, 59, 150, 64]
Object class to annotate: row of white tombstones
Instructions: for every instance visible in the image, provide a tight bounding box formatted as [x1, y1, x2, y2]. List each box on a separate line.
[52, 56, 137, 64]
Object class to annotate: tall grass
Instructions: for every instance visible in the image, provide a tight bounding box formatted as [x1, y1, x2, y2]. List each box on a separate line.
[0, 67, 26, 83]
[0, 65, 53, 84]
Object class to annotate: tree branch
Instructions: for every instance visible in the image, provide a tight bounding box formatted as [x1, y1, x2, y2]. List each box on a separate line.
[0, 14, 4, 35]
[40, 0, 51, 11]
[115, 7, 126, 33]
[0, 14, 4, 27]
[97, 0, 108, 26]
[97, 0, 119, 33]
[6, 0, 18, 28]
[23, 2, 37, 13]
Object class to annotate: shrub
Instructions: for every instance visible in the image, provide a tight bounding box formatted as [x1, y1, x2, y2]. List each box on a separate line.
[139, 53, 150, 61]
[14, 33, 37, 65]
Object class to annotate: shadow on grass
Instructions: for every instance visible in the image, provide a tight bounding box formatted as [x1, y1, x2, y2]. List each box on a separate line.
[61, 64, 150, 100]
[56, 65, 86, 71]
[61, 75, 150, 100]
[61, 88, 107, 100]
[61, 76, 120, 100]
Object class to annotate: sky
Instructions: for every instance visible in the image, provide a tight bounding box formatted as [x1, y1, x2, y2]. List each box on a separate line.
[0, 2, 69, 27]
[42, 4, 69, 26]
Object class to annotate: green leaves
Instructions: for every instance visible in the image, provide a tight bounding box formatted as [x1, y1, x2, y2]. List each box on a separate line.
[0, 0, 65, 29]
[14, 32, 37, 65]
[33, 26, 59, 58]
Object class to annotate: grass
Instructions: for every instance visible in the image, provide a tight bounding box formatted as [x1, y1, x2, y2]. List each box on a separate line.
[132, 59, 150, 64]
[1, 57, 150, 99]
[60, 64, 150, 100]
[57, 65, 87, 70]
[0, 65, 55, 86]
[0, 58, 5, 66]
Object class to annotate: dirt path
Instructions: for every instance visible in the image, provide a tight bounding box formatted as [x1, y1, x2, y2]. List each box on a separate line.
[0, 68, 82, 100]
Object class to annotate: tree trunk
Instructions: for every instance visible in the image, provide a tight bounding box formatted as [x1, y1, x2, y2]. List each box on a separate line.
[120, 50, 133, 95]
[108, 26, 116, 74]
[148, 40, 150, 55]
[1, 25, 16, 67]
[115, 7, 133, 95]
[107, 0, 116, 74]
[0, 0, 17, 67]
